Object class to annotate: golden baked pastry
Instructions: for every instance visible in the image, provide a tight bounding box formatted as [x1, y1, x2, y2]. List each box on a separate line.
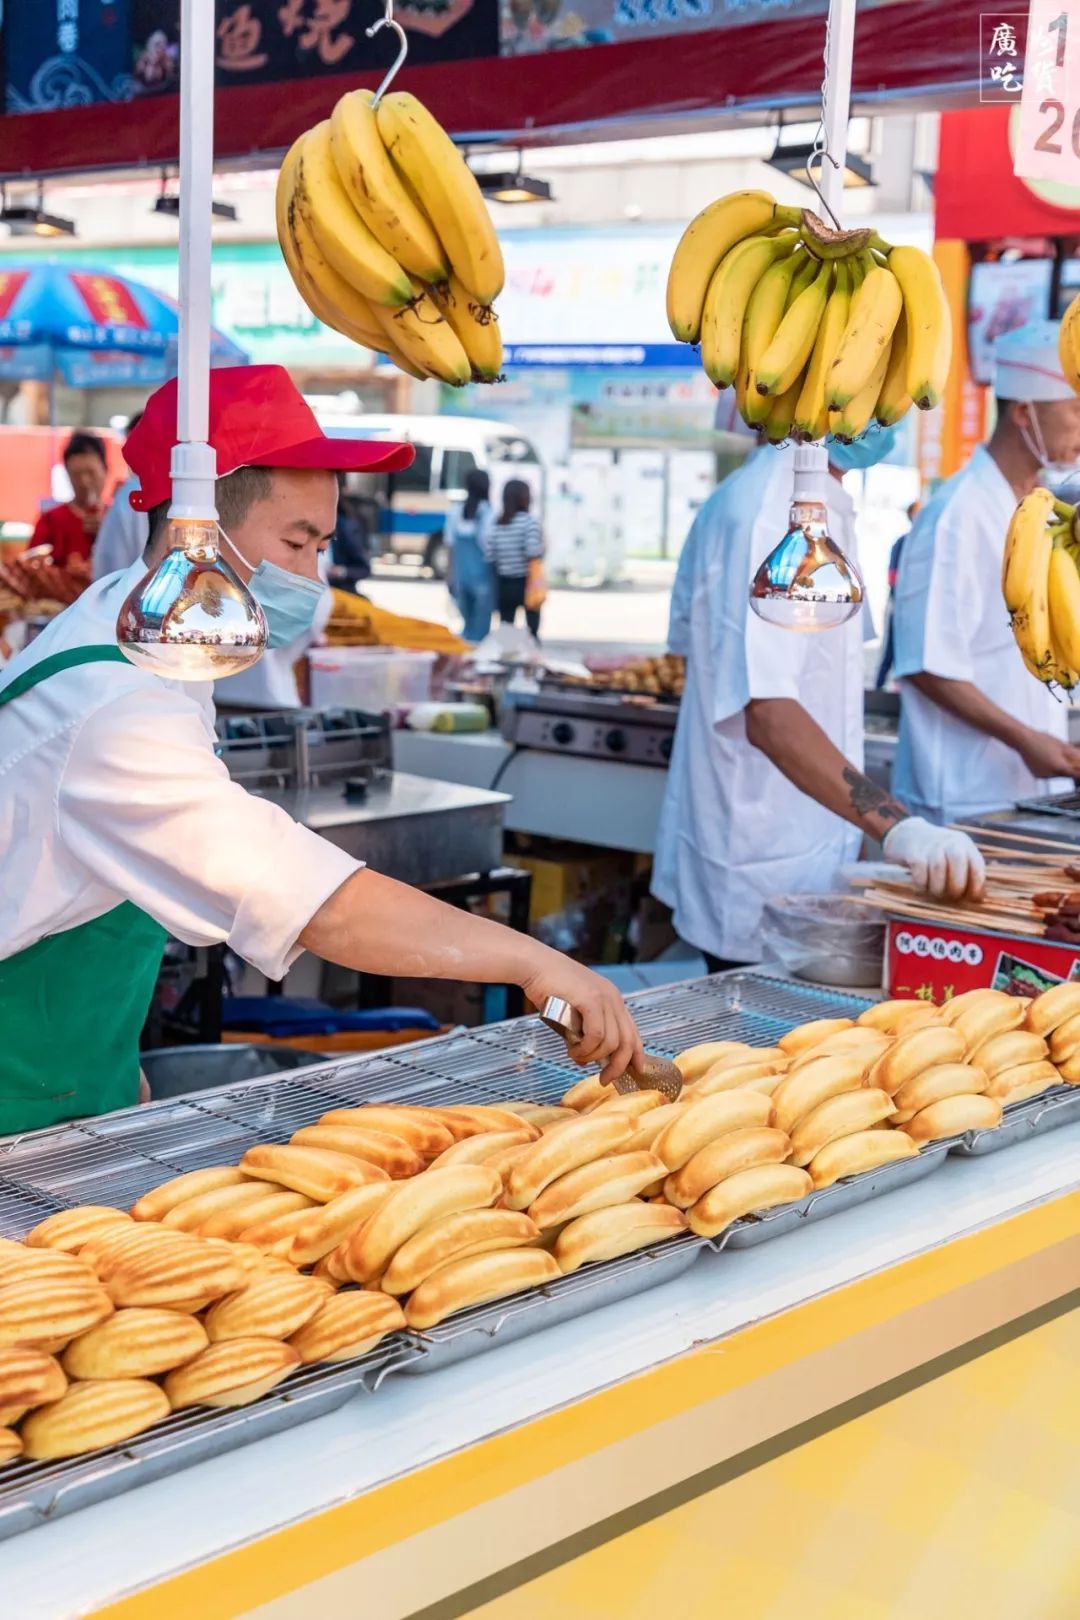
[889, 1062, 988, 1124]
[79, 1221, 180, 1278]
[0, 1275, 113, 1348]
[621, 1102, 685, 1153]
[686, 1056, 789, 1098]
[527, 1152, 669, 1229]
[560, 1074, 611, 1112]
[687, 1164, 812, 1238]
[404, 1249, 561, 1330]
[235, 1207, 315, 1257]
[663, 1128, 792, 1210]
[788, 1088, 894, 1166]
[163, 1338, 300, 1409]
[0, 1346, 67, 1417]
[807, 1129, 919, 1189]
[856, 999, 940, 1033]
[161, 1181, 283, 1233]
[285, 1183, 396, 1268]
[343, 1165, 502, 1284]
[130, 1167, 248, 1223]
[771, 1056, 868, 1136]
[503, 1115, 635, 1211]
[290, 1125, 424, 1179]
[868, 1024, 966, 1097]
[61, 1308, 208, 1380]
[20, 1378, 170, 1460]
[905, 1093, 1004, 1142]
[203, 1272, 325, 1342]
[381, 1209, 540, 1295]
[500, 1103, 578, 1129]
[0, 1427, 22, 1465]
[432, 1106, 540, 1142]
[198, 1190, 314, 1242]
[25, 1206, 133, 1253]
[0, 1246, 97, 1288]
[426, 1128, 537, 1171]
[1025, 980, 1080, 1036]
[554, 1202, 686, 1273]
[239, 1144, 389, 1202]
[777, 1017, 855, 1056]
[673, 1041, 751, 1083]
[652, 1091, 773, 1173]
[983, 1061, 1059, 1105]
[317, 1107, 454, 1158]
[289, 1292, 407, 1363]
[105, 1241, 246, 1310]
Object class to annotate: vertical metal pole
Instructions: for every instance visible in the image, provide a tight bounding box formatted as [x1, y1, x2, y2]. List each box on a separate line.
[169, 0, 219, 522]
[819, 0, 857, 227]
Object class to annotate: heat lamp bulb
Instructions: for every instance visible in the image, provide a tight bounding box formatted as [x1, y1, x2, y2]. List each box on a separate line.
[116, 516, 267, 680]
[749, 446, 863, 632]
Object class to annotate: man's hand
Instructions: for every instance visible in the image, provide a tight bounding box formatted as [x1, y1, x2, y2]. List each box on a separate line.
[1017, 729, 1080, 781]
[883, 817, 986, 903]
[80, 507, 102, 537]
[519, 945, 646, 1087]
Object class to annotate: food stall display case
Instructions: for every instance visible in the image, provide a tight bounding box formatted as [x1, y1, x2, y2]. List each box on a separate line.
[2, 971, 1079, 1619]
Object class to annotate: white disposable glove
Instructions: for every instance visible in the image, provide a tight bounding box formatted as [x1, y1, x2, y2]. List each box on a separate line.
[882, 817, 986, 903]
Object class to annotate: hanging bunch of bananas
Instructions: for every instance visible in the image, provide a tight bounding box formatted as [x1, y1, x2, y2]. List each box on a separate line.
[1003, 487, 1080, 689]
[276, 90, 505, 386]
[1060, 290, 1080, 397]
[666, 189, 952, 444]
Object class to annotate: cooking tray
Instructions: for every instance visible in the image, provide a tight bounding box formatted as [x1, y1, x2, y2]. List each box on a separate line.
[398, 1234, 707, 1376]
[947, 1083, 1080, 1157]
[0, 1344, 408, 1544]
[706, 1142, 951, 1252]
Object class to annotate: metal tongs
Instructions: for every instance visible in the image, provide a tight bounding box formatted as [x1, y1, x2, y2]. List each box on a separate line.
[541, 997, 683, 1101]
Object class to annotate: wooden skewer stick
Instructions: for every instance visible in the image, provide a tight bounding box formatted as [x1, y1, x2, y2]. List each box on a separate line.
[956, 823, 1080, 854]
[853, 890, 1047, 937]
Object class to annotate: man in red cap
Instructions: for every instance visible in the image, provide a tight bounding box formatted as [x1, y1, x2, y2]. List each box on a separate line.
[0, 367, 643, 1132]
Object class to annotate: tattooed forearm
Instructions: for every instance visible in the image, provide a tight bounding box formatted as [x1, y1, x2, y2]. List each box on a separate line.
[842, 766, 907, 827]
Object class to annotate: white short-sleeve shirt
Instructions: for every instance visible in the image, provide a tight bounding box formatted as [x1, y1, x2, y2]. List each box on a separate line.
[652, 447, 865, 963]
[0, 563, 360, 981]
[891, 445, 1069, 824]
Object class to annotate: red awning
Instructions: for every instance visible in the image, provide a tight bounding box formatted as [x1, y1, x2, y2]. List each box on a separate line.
[1, 0, 989, 179]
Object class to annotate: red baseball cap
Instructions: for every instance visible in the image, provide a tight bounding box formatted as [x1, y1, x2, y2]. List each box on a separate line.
[125, 364, 414, 512]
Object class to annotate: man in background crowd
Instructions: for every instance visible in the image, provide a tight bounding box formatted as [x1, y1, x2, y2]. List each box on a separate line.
[92, 413, 147, 580]
[31, 431, 109, 567]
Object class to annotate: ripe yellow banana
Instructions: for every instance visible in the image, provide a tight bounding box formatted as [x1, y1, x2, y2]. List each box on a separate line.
[294, 122, 414, 309]
[874, 307, 913, 427]
[1060, 290, 1080, 396]
[1003, 488, 1055, 612]
[829, 342, 890, 441]
[763, 375, 805, 444]
[794, 263, 850, 441]
[329, 89, 449, 285]
[372, 289, 471, 387]
[700, 234, 791, 389]
[431, 275, 503, 382]
[826, 264, 903, 410]
[1003, 496, 1055, 680]
[665, 190, 789, 344]
[742, 250, 805, 426]
[376, 92, 504, 306]
[754, 260, 831, 398]
[1047, 544, 1080, 674]
[277, 137, 427, 379]
[887, 244, 951, 410]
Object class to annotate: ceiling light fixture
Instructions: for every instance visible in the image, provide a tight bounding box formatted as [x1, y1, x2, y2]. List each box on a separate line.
[476, 165, 552, 205]
[1, 185, 75, 237]
[154, 171, 237, 222]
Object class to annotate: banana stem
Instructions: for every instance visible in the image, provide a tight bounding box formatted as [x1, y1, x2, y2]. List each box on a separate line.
[1053, 498, 1077, 521]
[868, 231, 892, 255]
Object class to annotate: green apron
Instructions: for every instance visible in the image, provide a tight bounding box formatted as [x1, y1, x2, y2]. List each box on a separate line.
[0, 645, 167, 1135]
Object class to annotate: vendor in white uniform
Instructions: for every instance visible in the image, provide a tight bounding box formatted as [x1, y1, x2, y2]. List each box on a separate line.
[892, 322, 1080, 824]
[653, 440, 984, 970]
[0, 366, 642, 1134]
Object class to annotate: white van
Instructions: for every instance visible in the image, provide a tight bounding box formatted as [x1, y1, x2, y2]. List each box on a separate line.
[317, 412, 544, 577]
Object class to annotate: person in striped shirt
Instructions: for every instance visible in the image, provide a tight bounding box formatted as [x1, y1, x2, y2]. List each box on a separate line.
[486, 478, 544, 637]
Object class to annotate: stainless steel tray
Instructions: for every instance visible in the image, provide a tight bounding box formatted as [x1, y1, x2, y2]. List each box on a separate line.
[0, 1345, 404, 1544]
[947, 1083, 1080, 1157]
[398, 1234, 707, 1376]
[706, 1142, 951, 1252]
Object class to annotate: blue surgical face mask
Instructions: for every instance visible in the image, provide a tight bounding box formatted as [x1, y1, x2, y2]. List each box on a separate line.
[220, 526, 326, 649]
[826, 424, 899, 474]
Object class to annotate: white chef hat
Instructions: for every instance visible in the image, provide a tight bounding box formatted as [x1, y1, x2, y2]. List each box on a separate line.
[992, 320, 1074, 402]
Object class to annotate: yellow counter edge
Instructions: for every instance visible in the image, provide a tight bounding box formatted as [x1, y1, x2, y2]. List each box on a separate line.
[94, 1190, 1080, 1620]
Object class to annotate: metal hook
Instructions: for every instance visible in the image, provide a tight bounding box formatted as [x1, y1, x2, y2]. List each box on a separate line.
[367, 0, 408, 108]
[806, 140, 842, 230]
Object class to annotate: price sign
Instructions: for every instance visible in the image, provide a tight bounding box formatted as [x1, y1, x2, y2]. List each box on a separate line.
[1015, 0, 1080, 182]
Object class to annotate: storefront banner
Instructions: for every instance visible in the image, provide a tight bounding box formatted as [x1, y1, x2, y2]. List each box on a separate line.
[1015, 0, 1080, 185]
[499, 0, 912, 56]
[4, 0, 134, 113]
[936, 106, 1080, 239]
[887, 918, 1080, 1001]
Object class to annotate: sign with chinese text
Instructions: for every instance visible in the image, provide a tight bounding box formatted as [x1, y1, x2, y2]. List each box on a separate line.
[5, 0, 134, 113]
[499, 0, 908, 57]
[1015, 0, 1080, 184]
[980, 12, 1027, 102]
[886, 919, 1080, 1003]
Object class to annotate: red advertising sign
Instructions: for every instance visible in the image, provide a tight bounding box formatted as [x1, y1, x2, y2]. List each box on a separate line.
[69, 272, 148, 330]
[886, 920, 1080, 1005]
[0, 270, 29, 322]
